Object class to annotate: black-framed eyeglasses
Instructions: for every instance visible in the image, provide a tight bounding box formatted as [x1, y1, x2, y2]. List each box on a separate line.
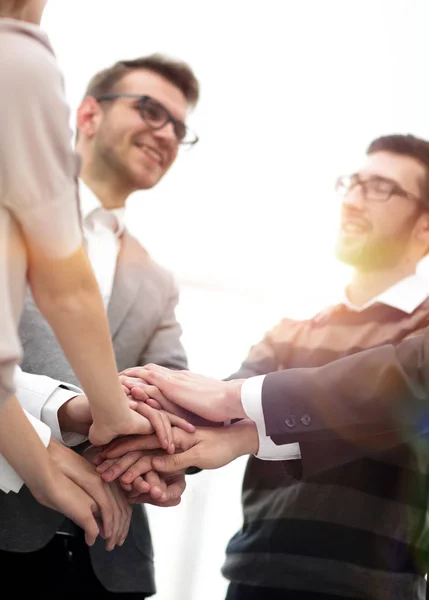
[96, 94, 198, 147]
[335, 173, 424, 205]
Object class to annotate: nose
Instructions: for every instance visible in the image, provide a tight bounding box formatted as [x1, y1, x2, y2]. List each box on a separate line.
[341, 183, 366, 210]
[152, 121, 178, 146]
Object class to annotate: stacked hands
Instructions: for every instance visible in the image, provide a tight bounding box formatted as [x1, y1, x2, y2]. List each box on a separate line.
[69, 365, 258, 550]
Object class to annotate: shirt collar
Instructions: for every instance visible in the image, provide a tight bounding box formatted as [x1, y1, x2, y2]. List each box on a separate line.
[79, 180, 126, 236]
[339, 271, 429, 314]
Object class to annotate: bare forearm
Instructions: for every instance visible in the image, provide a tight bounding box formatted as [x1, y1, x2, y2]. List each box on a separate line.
[39, 291, 126, 418]
[0, 396, 54, 489]
[29, 248, 127, 421]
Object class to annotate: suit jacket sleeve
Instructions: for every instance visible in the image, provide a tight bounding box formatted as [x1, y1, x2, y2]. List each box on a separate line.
[261, 331, 429, 474]
[138, 276, 188, 370]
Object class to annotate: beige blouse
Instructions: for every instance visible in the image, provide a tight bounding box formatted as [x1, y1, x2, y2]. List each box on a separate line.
[0, 19, 82, 408]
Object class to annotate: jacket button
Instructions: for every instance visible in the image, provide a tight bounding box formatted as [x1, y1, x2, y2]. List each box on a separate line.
[301, 414, 311, 426]
[285, 416, 296, 428]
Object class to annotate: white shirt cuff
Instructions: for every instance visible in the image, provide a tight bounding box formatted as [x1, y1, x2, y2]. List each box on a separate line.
[0, 411, 51, 494]
[42, 388, 87, 447]
[241, 375, 301, 461]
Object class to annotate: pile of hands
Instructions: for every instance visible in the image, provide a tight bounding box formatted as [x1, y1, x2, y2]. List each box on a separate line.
[64, 365, 258, 551]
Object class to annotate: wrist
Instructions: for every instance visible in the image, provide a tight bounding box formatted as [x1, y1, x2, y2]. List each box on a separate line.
[25, 454, 58, 493]
[229, 420, 259, 458]
[58, 395, 91, 435]
[224, 379, 246, 420]
[58, 396, 80, 432]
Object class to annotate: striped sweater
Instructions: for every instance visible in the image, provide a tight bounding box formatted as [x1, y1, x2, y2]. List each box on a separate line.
[223, 291, 429, 599]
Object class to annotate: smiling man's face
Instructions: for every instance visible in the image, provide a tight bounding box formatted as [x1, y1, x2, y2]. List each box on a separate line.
[335, 151, 427, 270]
[89, 69, 188, 192]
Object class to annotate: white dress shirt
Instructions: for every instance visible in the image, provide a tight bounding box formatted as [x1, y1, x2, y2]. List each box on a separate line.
[80, 180, 125, 307]
[241, 271, 429, 461]
[0, 180, 122, 493]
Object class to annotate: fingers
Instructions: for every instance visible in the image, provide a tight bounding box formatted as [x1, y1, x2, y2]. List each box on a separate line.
[109, 482, 132, 548]
[122, 365, 173, 379]
[130, 386, 159, 406]
[119, 454, 156, 487]
[96, 457, 117, 475]
[98, 452, 153, 483]
[82, 503, 101, 546]
[120, 376, 148, 395]
[144, 470, 167, 502]
[125, 476, 151, 500]
[60, 483, 101, 547]
[83, 445, 104, 466]
[103, 434, 162, 458]
[142, 395, 163, 411]
[129, 470, 186, 506]
[168, 412, 196, 433]
[152, 448, 198, 473]
[91, 481, 114, 543]
[132, 400, 195, 434]
[122, 384, 132, 397]
[131, 383, 168, 405]
[131, 494, 181, 508]
[100, 484, 119, 551]
[92, 479, 131, 551]
[133, 403, 174, 454]
[162, 471, 186, 503]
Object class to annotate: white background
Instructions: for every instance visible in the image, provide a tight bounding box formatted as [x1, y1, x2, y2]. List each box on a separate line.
[43, 2, 429, 598]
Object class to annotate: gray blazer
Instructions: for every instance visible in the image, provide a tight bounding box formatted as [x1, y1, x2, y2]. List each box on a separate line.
[0, 231, 187, 594]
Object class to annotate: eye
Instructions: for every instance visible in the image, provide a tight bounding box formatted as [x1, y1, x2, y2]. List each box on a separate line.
[365, 177, 393, 196]
[141, 100, 167, 123]
[372, 179, 391, 191]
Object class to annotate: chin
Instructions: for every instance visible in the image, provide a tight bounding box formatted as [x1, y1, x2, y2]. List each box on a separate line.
[129, 175, 157, 191]
[133, 168, 164, 191]
[335, 242, 365, 267]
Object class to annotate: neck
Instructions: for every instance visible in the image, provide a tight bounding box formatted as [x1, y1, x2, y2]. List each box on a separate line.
[0, 5, 42, 24]
[79, 158, 131, 210]
[346, 261, 418, 307]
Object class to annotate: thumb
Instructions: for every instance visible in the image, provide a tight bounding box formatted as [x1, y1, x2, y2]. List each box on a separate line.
[152, 449, 197, 473]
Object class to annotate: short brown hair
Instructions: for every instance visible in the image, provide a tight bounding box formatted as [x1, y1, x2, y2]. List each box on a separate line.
[367, 134, 429, 207]
[84, 54, 200, 108]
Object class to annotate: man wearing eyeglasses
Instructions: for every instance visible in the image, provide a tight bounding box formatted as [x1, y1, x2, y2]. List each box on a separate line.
[217, 133, 429, 600]
[95, 133, 429, 599]
[0, 55, 199, 598]
[119, 135, 429, 600]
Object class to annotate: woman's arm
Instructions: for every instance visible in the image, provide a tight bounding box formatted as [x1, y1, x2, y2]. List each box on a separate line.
[1, 30, 172, 447]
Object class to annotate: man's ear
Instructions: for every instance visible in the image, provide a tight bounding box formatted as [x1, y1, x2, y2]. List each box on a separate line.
[76, 96, 103, 139]
[416, 210, 429, 253]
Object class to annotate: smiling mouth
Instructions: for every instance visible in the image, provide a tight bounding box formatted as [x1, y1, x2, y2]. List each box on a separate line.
[135, 143, 163, 166]
[341, 221, 370, 235]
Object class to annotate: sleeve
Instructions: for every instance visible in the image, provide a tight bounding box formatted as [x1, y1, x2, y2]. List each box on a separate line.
[0, 31, 82, 261]
[41, 388, 87, 447]
[260, 331, 429, 474]
[241, 375, 301, 460]
[226, 320, 302, 460]
[14, 366, 86, 447]
[0, 410, 51, 494]
[138, 278, 188, 370]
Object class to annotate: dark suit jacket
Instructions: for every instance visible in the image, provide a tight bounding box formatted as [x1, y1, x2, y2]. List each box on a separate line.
[261, 331, 429, 475]
[0, 231, 187, 595]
